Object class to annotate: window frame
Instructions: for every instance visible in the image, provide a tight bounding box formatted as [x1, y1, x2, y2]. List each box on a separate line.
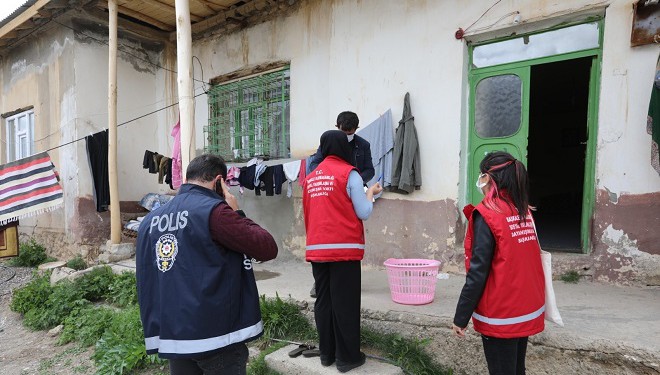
[206, 67, 291, 162]
[5, 109, 35, 163]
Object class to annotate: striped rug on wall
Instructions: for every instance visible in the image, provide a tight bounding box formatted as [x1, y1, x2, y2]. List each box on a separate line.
[0, 152, 63, 225]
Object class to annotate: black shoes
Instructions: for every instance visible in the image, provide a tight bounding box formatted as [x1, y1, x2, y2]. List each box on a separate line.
[320, 354, 335, 367]
[336, 352, 366, 373]
[310, 283, 317, 298]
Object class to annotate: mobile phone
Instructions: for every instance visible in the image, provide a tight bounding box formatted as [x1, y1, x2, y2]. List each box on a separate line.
[215, 179, 224, 198]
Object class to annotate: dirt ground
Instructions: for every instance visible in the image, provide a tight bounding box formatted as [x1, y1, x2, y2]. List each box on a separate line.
[0, 264, 166, 375]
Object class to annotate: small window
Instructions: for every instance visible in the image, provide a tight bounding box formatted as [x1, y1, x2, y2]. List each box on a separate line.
[473, 23, 600, 68]
[206, 68, 290, 161]
[5, 109, 35, 162]
[475, 74, 522, 138]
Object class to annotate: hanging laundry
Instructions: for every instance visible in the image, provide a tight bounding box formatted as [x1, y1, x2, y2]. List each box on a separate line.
[254, 160, 267, 186]
[259, 166, 275, 196]
[143, 150, 155, 170]
[358, 109, 394, 189]
[226, 166, 241, 186]
[0, 152, 64, 224]
[158, 156, 171, 184]
[165, 158, 174, 189]
[86, 130, 110, 212]
[283, 160, 301, 198]
[391, 92, 422, 194]
[298, 158, 307, 187]
[239, 165, 256, 191]
[153, 153, 164, 175]
[273, 164, 285, 195]
[171, 120, 183, 189]
[648, 58, 660, 175]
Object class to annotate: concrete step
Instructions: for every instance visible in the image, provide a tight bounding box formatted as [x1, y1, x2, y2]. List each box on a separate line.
[265, 344, 404, 375]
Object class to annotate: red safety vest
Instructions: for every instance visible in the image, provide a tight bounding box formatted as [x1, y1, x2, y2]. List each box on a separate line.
[303, 156, 365, 262]
[463, 202, 545, 338]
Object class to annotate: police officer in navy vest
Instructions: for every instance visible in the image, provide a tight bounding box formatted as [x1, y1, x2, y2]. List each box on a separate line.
[136, 154, 278, 375]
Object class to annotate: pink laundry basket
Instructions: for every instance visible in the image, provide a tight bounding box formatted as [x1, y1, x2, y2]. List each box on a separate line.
[384, 258, 442, 305]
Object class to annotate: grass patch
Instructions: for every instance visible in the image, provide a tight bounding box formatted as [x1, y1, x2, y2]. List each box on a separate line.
[8, 239, 55, 267]
[260, 294, 317, 341]
[247, 341, 285, 375]
[93, 305, 165, 374]
[560, 270, 580, 284]
[105, 271, 138, 307]
[59, 306, 116, 346]
[67, 255, 87, 271]
[361, 327, 451, 375]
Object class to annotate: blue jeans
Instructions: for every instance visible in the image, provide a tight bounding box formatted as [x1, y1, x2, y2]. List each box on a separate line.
[168, 343, 249, 375]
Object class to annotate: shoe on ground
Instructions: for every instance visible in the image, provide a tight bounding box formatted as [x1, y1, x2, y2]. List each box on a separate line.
[310, 284, 317, 298]
[321, 354, 335, 367]
[336, 352, 366, 373]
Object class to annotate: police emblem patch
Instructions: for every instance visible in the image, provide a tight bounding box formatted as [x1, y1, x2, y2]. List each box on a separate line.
[155, 233, 178, 272]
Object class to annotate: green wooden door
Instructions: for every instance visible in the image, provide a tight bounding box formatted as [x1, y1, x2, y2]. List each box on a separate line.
[468, 67, 530, 205]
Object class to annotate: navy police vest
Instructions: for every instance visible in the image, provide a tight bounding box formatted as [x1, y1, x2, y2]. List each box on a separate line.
[136, 184, 263, 359]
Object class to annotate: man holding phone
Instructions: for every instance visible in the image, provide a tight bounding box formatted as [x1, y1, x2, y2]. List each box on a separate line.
[136, 154, 278, 375]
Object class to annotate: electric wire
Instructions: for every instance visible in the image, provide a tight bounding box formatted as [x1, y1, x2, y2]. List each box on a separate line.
[464, 0, 503, 32]
[44, 90, 206, 153]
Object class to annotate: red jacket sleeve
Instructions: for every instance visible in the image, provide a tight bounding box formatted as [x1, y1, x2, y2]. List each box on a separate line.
[209, 203, 278, 262]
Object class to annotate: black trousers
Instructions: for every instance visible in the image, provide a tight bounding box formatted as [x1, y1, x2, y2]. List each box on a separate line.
[168, 343, 248, 375]
[312, 261, 362, 364]
[481, 335, 528, 375]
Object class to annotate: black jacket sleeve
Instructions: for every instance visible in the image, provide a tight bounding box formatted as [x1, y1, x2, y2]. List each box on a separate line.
[453, 211, 495, 328]
[357, 138, 375, 183]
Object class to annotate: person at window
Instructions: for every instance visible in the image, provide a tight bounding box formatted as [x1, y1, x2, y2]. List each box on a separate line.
[307, 111, 375, 297]
[453, 151, 545, 375]
[303, 130, 383, 373]
[136, 154, 278, 375]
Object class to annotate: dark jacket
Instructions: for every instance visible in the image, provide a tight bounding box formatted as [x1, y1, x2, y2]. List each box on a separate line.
[136, 184, 275, 359]
[391, 92, 422, 193]
[308, 134, 375, 183]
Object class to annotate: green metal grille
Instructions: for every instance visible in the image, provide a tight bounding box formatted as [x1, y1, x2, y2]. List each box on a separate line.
[205, 68, 290, 161]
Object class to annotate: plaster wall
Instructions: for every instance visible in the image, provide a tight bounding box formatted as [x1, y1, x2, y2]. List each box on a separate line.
[0, 26, 75, 242]
[186, 0, 659, 283]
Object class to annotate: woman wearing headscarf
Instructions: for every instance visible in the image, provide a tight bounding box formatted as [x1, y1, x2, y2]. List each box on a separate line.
[303, 130, 383, 373]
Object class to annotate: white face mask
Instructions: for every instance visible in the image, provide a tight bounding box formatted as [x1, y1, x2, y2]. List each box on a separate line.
[346, 134, 355, 142]
[475, 173, 488, 194]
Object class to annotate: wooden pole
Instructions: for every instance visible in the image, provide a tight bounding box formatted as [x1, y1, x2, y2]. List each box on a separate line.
[175, 0, 195, 175]
[108, 0, 121, 244]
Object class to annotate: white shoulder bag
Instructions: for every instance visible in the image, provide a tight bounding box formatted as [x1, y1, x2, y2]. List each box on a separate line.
[531, 215, 564, 327]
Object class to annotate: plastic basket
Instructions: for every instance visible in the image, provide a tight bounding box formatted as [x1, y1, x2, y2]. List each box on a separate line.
[384, 258, 442, 305]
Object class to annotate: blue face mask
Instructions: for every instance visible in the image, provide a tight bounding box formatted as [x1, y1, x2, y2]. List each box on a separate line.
[475, 173, 487, 195]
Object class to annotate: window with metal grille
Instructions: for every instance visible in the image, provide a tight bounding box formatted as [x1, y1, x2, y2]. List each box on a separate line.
[205, 68, 290, 162]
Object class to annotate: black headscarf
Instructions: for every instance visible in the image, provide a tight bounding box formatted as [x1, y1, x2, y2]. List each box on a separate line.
[320, 130, 353, 164]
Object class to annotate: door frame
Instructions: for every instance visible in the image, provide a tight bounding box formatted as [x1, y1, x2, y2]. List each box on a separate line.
[466, 20, 603, 253]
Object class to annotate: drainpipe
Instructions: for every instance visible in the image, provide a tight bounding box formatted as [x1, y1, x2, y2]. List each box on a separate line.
[107, 0, 121, 244]
[175, 0, 195, 175]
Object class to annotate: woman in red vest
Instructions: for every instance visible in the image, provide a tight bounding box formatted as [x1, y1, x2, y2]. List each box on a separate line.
[303, 130, 383, 373]
[453, 151, 545, 375]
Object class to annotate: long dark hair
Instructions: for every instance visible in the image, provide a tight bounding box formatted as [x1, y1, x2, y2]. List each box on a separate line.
[480, 151, 531, 221]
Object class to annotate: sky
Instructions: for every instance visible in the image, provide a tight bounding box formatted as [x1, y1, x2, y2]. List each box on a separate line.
[0, 0, 28, 22]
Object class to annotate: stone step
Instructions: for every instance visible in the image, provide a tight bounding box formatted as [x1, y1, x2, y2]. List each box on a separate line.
[265, 344, 404, 375]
